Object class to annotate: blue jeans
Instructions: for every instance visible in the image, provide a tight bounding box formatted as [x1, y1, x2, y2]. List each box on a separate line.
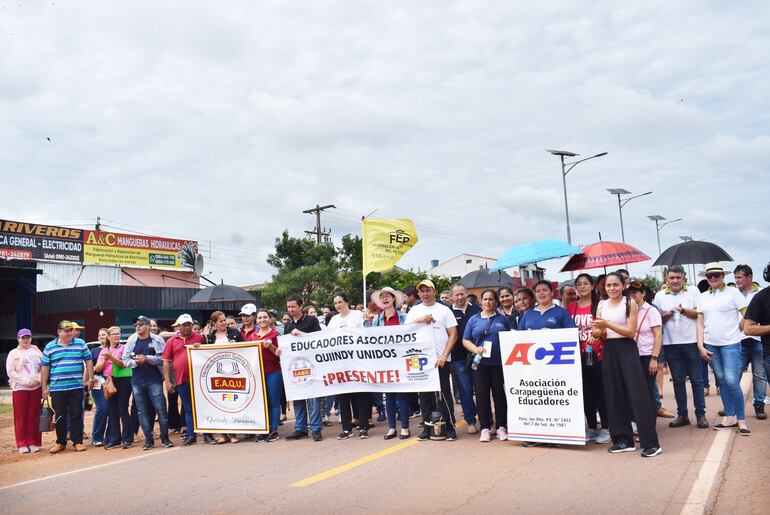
[451, 360, 477, 425]
[265, 371, 283, 432]
[293, 397, 321, 433]
[385, 393, 410, 429]
[91, 388, 108, 444]
[765, 355, 770, 385]
[372, 393, 385, 414]
[665, 344, 706, 417]
[176, 382, 195, 440]
[740, 338, 766, 408]
[132, 382, 169, 442]
[706, 343, 745, 420]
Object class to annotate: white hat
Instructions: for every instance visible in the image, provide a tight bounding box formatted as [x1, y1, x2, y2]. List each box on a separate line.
[239, 303, 257, 315]
[699, 262, 731, 277]
[172, 313, 194, 327]
[371, 287, 405, 309]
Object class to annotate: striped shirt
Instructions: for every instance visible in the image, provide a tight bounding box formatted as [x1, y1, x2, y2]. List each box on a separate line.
[41, 338, 92, 392]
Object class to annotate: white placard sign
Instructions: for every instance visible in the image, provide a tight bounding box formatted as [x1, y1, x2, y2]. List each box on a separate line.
[499, 328, 586, 445]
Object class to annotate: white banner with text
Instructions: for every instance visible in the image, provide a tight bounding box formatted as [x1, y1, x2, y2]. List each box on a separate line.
[188, 343, 269, 434]
[499, 328, 585, 445]
[279, 325, 439, 401]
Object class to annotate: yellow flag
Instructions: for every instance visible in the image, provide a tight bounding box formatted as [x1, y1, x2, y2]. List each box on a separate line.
[362, 218, 419, 276]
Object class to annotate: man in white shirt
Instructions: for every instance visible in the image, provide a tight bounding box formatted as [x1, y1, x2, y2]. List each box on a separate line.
[734, 265, 766, 420]
[406, 279, 458, 441]
[653, 266, 708, 429]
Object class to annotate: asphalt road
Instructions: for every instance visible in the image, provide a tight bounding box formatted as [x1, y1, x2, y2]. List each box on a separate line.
[1, 374, 768, 514]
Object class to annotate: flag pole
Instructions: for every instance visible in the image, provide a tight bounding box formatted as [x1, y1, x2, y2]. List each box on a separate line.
[362, 216, 367, 309]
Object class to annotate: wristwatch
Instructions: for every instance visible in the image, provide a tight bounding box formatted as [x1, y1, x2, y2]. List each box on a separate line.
[650, 355, 659, 360]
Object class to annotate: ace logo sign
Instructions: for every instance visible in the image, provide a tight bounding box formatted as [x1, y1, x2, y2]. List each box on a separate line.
[188, 343, 269, 434]
[499, 328, 585, 445]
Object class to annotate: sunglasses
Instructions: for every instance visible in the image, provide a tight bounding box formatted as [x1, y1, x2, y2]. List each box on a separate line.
[134, 322, 147, 327]
[108, 332, 121, 336]
[705, 273, 723, 279]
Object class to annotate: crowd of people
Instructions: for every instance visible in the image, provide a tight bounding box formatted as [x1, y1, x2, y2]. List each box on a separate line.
[7, 260, 770, 460]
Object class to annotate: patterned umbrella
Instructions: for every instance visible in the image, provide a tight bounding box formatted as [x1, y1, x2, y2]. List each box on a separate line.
[560, 241, 650, 272]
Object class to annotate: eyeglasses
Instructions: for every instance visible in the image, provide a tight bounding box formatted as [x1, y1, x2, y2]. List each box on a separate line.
[108, 332, 121, 336]
[705, 273, 723, 279]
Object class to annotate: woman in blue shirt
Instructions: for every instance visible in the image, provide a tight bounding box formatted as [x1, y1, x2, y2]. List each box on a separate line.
[517, 281, 576, 331]
[463, 289, 511, 442]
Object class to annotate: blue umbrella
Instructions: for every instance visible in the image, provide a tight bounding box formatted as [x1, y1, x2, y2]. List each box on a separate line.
[491, 239, 582, 271]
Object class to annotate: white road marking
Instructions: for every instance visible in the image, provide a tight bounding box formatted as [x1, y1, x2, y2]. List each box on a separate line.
[0, 447, 180, 491]
[679, 372, 753, 514]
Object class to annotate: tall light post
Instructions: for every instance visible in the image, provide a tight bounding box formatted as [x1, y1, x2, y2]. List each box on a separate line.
[647, 215, 683, 255]
[547, 150, 608, 244]
[679, 235, 696, 283]
[607, 188, 652, 242]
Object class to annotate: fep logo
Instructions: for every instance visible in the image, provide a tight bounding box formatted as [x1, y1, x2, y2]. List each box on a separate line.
[389, 229, 411, 245]
[403, 348, 429, 375]
[200, 353, 256, 413]
[504, 341, 577, 365]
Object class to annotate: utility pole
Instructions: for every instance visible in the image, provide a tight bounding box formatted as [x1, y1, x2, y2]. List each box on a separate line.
[303, 204, 335, 244]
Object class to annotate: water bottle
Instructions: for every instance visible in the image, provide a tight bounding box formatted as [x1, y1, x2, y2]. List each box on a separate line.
[673, 309, 681, 322]
[471, 353, 483, 370]
[583, 345, 594, 368]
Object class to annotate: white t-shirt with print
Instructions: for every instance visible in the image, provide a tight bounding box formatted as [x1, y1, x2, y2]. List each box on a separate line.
[699, 286, 748, 346]
[326, 310, 364, 330]
[405, 302, 458, 360]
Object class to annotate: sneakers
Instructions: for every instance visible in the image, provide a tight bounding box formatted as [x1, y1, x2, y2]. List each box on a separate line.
[92, 441, 104, 447]
[256, 435, 267, 443]
[266, 431, 280, 442]
[466, 423, 478, 434]
[521, 441, 539, 447]
[49, 443, 65, 453]
[445, 427, 457, 441]
[104, 442, 121, 450]
[641, 446, 662, 458]
[669, 416, 690, 428]
[496, 427, 508, 441]
[312, 430, 323, 442]
[28, 445, 40, 453]
[755, 405, 767, 420]
[359, 429, 369, 439]
[595, 429, 611, 444]
[417, 428, 431, 441]
[696, 415, 710, 429]
[656, 407, 676, 418]
[121, 442, 133, 449]
[585, 428, 598, 442]
[18, 447, 30, 454]
[142, 441, 155, 451]
[608, 442, 636, 453]
[322, 416, 333, 427]
[73, 443, 87, 452]
[337, 430, 353, 440]
[286, 430, 308, 440]
[479, 428, 491, 442]
[181, 437, 197, 446]
[161, 439, 174, 448]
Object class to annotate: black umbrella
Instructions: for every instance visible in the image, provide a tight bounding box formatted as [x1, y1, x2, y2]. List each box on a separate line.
[652, 240, 733, 267]
[189, 283, 255, 304]
[458, 268, 520, 289]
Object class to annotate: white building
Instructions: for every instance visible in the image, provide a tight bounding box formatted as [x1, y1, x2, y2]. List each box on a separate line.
[426, 254, 543, 282]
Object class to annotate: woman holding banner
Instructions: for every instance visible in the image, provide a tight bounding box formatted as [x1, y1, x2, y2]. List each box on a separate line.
[517, 281, 576, 447]
[328, 292, 372, 439]
[463, 289, 510, 442]
[591, 273, 661, 458]
[371, 287, 411, 440]
[569, 274, 610, 444]
[205, 311, 244, 444]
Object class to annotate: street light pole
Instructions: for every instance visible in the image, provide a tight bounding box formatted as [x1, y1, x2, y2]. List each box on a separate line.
[548, 150, 608, 244]
[647, 215, 683, 255]
[607, 189, 652, 242]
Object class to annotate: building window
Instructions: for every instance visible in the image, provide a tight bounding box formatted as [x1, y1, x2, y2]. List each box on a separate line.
[466, 259, 472, 264]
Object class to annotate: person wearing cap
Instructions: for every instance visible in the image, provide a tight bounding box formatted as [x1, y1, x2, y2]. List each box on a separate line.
[733, 264, 767, 420]
[405, 279, 459, 441]
[162, 314, 205, 445]
[697, 263, 751, 435]
[41, 321, 95, 453]
[122, 316, 173, 450]
[370, 287, 411, 439]
[283, 294, 324, 442]
[6, 329, 43, 454]
[653, 265, 708, 429]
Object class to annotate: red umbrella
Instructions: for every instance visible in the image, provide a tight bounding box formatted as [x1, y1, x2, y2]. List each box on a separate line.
[560, 241, 651, 272]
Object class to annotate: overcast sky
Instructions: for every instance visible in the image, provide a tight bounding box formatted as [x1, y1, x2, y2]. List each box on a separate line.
[2, 1, 769, 287]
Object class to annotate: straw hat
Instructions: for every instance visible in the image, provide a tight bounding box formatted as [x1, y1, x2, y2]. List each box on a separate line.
[371, 287, 405, 309]
[699, 262, 731, 277]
